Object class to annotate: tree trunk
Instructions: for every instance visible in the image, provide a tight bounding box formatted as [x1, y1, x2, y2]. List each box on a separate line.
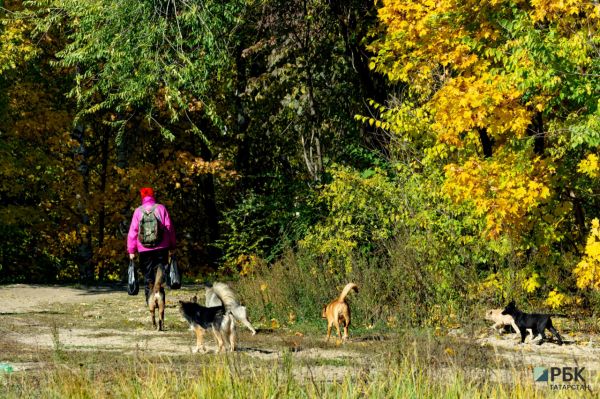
[116, 126, 131, 239]
[233, 52, 251, 193]
[301, 0, 323, 182]
[327, 0, 389, 154]
[530, 112, 545, 155]
[72, 124, 94, 283]
[478, 128, 493, 158]
[198, 141, 221, 267]
[97, 127, 110, 280]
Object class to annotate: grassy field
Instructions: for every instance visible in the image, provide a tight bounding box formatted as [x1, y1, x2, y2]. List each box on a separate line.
[0, 284, 598, 398]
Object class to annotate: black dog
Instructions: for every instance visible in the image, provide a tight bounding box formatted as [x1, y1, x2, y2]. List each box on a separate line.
[501, 300, 565, 345]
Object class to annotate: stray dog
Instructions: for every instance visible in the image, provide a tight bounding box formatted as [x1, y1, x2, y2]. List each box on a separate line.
[148, 265, 166, 331]
[205, 282, 257, 335]
[179, 283, 237, 353]
[501, 300, 565, 345]
[485, 308, 521, 336]
[322, 283, 358, 341]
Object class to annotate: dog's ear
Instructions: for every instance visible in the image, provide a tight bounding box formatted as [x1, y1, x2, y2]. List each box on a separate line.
[191, 295, 198, 303]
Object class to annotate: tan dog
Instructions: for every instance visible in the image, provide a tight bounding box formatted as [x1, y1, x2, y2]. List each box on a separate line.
[148, 265, 166, 331]
[322, 283, 358, 341]
[485, 308, 521, 336]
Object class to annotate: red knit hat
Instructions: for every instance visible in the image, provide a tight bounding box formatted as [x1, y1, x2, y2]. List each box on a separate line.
[140, 187, 154, 200]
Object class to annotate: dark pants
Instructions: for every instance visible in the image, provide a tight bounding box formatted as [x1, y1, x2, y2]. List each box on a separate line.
[139, 249, 168, 304]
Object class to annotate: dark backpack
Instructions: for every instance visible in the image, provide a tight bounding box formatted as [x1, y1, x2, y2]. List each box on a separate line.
[137, 204, 163, 247]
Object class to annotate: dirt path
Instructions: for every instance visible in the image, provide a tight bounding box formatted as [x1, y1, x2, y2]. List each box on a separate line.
[1, 284, 599, 384]
[0, 284, 366, 380]
[0, 284, 119, 314]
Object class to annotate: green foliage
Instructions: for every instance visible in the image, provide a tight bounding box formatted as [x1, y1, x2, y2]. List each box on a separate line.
[301, 163, 403, 272]
[2, 0, 385, 284]
[216, 180, 319, 266]
[26, 0, 244, 137]
[0, 219, 60, 283]
[569, 111, 600, 149]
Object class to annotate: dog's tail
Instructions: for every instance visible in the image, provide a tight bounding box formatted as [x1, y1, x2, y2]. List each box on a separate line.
[211, 282, 237, 312]
[338, 283, 358, 302]
[153, 265, 164, 293]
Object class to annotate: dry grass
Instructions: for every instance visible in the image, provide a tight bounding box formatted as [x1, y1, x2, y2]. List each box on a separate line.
[2, 348, 597, 398]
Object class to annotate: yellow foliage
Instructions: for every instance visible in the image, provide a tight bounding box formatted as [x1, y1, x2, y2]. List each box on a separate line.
[431, 74, 532, 147]
[0, 17, 37, 75]
[444, 347, 455, 357]
[545, 289, 570, 309]
[57, 262, 79, 281]
[522, 272, 541, 294]
[235, 254, 261, 277]
[577, 153, 599, 178]
[356, 99, 433, 146]
[371, 0, 597, 159]
[443, 151, 551, 238]
[59, 230, 80, 247]
[373, 0, 493, 92]
[470, 272, 507, 301]
[529, 0, 599, 23]
[480, 273, 502, 292]
[573, 219, 600, 290]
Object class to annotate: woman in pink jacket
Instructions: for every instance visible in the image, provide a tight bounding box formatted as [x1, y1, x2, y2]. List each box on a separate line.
[127, 187, 176, 303]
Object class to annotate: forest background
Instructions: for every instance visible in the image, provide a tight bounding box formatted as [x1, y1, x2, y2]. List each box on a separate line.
[1, 0, 600, 328]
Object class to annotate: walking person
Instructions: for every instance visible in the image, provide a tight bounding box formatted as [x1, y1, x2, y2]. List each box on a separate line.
[127, 187, 176, 304]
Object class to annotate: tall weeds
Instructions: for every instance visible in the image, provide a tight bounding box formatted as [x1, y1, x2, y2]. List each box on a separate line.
[233, 236, 479, 331]
[3, 353, 589, 398]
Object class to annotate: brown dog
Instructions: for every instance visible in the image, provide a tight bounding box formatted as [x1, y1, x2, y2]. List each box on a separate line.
[148, 265, 166, 331]
[322, 283, 358, 341]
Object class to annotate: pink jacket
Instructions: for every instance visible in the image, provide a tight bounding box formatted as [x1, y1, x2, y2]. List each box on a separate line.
[127, 196, 176, 254]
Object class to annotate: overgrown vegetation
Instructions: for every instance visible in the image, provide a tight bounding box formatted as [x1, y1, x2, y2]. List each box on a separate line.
[3, 323, 595, 399]
[1, 0, 600, 330]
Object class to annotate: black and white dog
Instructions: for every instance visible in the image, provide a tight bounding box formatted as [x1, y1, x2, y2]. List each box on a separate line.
[501, 300, 566, 345]
[205, 282, 257, 335]
[179, 284, 237, 353]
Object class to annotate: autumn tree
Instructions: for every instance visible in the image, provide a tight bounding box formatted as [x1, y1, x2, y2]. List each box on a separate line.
[368, 0, 600, 304]
[1, 0, 78, 281]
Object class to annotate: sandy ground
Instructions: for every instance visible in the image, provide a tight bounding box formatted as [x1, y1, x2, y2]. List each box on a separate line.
[0, 284, 364, 380]
[1, 284, 599, 385]
[0, 284, 119, 314]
